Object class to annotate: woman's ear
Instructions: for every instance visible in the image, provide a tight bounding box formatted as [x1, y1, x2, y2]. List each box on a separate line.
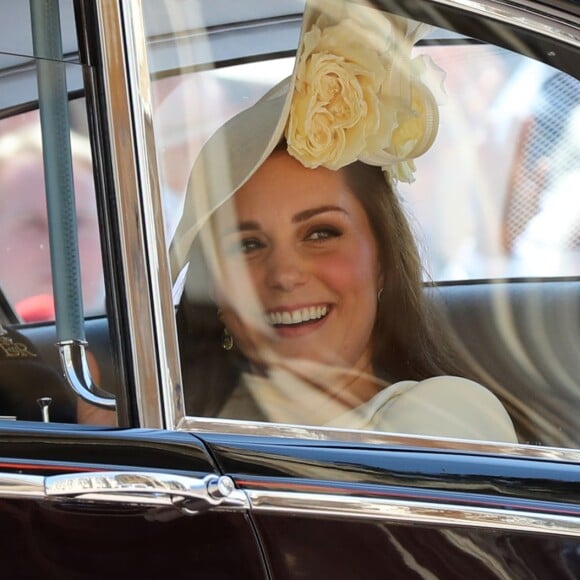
[377, 269, 385, 291]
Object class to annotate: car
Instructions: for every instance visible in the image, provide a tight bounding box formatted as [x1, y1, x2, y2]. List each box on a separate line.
[0, 0, 579, 577]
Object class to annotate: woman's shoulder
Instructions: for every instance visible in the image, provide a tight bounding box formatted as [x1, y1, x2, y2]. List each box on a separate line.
[338, 375, 519, 443]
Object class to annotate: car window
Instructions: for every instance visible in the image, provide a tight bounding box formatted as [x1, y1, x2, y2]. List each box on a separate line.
[402, 46, 580, 282]
[145, 0, 580, 450]
[0, 0, 105, 325]
[0, 1, 116, 426]
[0, 104, 105, 321]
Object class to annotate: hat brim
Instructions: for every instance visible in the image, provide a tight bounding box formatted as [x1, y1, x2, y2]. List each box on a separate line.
[169, 1, 440, 281]
[169, 6, 319, 279]
[170, 77, 291, 277]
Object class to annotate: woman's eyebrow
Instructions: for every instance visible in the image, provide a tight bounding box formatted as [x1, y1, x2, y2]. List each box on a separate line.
[237, 220, 261, 231]
[221, 220, 261, 235]
[292, 205, 348, 223]
[220, 206, 347, 235]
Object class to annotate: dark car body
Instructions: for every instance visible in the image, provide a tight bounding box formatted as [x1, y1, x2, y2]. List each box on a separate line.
[0, 0, 579, 577]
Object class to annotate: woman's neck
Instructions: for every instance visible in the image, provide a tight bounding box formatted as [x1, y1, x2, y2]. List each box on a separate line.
[266, 356, 384, 409]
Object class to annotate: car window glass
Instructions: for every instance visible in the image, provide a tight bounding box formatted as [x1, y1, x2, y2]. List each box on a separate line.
[0, 8, 104, 322]
[0, 6, 114, 427]
[0, 100, 105, 322]
[0, 0, 80, 63]
[401, 46, 580, 281]
[145, 0, 579, 450]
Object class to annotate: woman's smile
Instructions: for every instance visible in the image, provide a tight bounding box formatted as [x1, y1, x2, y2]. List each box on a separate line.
[265, 303, 332, 337]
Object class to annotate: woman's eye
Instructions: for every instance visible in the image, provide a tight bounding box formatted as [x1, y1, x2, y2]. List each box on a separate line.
[240, 240, 262, 252]
[238, 238, 265, 254]
[305, 227, 341, 241]
[223, 235, 265, 256]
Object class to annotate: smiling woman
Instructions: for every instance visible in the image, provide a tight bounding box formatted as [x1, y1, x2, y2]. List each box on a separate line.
[172, 1, 518, 443]
[214, 150, 381, 381]
[214, 149, 382, 414]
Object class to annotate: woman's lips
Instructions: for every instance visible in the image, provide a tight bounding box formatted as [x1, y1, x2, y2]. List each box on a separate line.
[266, 304, 331, 338]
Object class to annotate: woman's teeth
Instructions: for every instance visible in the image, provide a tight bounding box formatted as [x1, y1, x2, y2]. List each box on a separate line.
[267, 305, 329, 326]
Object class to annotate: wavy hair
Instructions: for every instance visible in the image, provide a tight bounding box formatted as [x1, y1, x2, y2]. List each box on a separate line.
[341, 161, 575, 446]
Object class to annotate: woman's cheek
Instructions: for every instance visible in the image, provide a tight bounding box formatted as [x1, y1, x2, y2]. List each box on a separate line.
[316, 249, 373, 291]
[221, 306, 271, 364]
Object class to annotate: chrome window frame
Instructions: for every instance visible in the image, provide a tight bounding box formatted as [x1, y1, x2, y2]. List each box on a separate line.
[434, 0, 579, 47]
[91, 0, 183, 428]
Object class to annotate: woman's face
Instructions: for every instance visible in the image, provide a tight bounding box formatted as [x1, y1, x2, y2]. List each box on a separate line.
[214, 151, 382, 373]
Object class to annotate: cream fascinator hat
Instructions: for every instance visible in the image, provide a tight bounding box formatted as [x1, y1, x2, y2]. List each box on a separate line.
[170, 0, 444, 280]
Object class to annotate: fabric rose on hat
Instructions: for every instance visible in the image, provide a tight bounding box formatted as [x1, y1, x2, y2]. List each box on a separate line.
[285, 11, 443, 183]
[286, 17, 388, 170]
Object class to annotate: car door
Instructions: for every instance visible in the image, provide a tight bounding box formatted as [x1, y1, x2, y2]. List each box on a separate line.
[0, 425, 266, 578]
[145, 0, 580, 577]
[196, 432, 580, 578]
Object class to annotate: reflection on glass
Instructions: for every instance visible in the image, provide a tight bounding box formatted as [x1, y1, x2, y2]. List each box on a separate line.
[0, 101, 104, 321]
[151, 51, 580, 283]
[145, 0, 579, 450]
[152, 60, 295, 241]
[403, 49, 579, 281]
[0, 1, 80, 63]
[166, 3, 524, 446]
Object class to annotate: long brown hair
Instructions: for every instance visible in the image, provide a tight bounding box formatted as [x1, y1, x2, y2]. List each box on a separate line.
[341, 161, 575, 446]
[341, 161, 461, 381]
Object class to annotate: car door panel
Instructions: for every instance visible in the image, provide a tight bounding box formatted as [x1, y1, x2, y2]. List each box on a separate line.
[253, 515, 580, 579]
[0, 423, 267, 579]
[199, 433, 580, 578]
[0, 498, 262, 579]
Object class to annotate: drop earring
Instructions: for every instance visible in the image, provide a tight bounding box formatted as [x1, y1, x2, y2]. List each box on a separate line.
[222, 327, 234, 351]
[217, 309, 234, 350]
[377, 288, 384, 302]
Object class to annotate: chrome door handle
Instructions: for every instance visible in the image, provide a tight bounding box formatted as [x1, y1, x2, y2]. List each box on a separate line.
[44, 471, 248, 512]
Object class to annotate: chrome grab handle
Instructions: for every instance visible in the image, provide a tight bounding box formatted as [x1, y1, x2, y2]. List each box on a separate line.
[45, 471, 248, 511]
[58, 341, 116, 409]
[30, 0, 116, 412]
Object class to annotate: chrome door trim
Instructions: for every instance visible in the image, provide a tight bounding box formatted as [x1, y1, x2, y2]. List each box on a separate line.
[177, 415, 580, 464]
[2, 470, 578, 535]
[247, 489, 580, 537]
[0, 473, 45, 498]
[46, 471, 248, 510]
[0, 471, 248, 510]
[94, 0, 184, 428]
[428, 0, 580, 46]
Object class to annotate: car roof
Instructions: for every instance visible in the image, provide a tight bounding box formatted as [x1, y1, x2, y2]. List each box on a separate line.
[1, 0, 578, 111]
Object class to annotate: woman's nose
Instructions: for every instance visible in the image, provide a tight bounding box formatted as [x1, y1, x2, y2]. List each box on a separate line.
[265, 246, 308, 291]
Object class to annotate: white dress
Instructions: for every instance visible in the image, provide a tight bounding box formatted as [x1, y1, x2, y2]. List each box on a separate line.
[236, 369, 518, 444]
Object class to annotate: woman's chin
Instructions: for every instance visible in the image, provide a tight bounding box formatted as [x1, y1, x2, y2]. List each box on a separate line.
[253, 341, 344, 373]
